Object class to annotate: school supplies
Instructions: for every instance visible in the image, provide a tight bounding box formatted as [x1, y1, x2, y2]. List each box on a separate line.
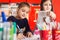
[0, 22, 16, 40]
[1, 11, 7, 22]
[0, 23, 3, 40]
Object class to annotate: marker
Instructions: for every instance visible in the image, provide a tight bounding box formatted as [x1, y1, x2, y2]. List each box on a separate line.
[1, 11, 7, 22]
[0, 23, 3, 40]
[17, 25, 23, 33]
[37, 24, 43, 30]
[13, 22, 17, 40]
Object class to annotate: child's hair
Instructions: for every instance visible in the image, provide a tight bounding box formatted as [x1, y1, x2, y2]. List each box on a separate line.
[17, 2, 30, 14]
[18, 2, 30, 9]
[0, 4, 1, 8]
[40, 0, 53, 11]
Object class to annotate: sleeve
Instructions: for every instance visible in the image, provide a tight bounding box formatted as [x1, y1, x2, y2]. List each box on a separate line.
[7, 16, 14, 22]
[24, 19, 32, 33]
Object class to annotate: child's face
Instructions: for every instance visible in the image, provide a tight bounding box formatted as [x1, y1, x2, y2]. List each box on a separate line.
[43, 1, 52, 11]
[18, 6, 30, 19]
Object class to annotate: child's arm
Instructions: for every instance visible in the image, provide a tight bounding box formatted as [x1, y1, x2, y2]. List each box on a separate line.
[7, 16, 15, 22]
[24, 18, 32, 37]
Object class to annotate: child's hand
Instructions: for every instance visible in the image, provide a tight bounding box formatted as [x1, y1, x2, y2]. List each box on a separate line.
[46, 11, 56, 20]
[50, 11, 56, 20]
[27, 32, 32, 37]
[17, 33, 25, 40]
[22, 27, 26, 32]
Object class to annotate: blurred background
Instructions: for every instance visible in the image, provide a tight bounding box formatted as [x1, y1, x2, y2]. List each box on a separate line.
[0, 0, 60, 32]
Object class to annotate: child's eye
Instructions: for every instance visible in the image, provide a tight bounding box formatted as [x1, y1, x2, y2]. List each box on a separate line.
[26, 12, 29, 14]
[49, 4, 51, 6]
[22, 9, 25, 12]
[44, 4, 48, 6]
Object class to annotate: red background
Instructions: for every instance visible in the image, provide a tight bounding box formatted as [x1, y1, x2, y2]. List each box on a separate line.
[0, 0, 60, 31]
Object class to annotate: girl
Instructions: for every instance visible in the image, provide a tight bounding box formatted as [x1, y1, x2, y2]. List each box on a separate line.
[7, 2, 32, 39]
[40, 0, 56, 30]
[39, 0, 56, 40]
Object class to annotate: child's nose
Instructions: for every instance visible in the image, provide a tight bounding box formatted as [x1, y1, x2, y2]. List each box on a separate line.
[23, 12, 26, 16]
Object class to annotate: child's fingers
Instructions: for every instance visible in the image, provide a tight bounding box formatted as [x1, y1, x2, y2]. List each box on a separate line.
[17, 33, 24, 39]
[27, 32, 32, 37]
